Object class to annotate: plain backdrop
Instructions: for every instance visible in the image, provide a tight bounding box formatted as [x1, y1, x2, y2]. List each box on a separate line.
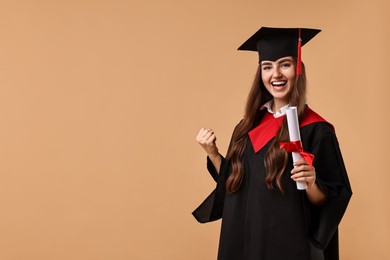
[0, 0, 389, 259]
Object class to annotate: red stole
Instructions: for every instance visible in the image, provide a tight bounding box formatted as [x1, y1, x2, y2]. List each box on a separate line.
[248, 107, 333, 153]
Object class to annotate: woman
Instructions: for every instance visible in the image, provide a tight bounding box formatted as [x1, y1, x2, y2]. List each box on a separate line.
[193, 27, 352, 260]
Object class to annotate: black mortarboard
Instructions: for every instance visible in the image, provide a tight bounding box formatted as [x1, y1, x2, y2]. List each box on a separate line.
[237, 27, 321, 75]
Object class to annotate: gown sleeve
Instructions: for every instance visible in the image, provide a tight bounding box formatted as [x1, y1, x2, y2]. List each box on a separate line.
[192, 123, 239, 223]
[192, 155, 228, 223]
[309, 131, 352, 256]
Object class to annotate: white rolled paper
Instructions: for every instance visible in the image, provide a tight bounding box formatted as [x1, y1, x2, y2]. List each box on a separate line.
[285, 106, 308, 190]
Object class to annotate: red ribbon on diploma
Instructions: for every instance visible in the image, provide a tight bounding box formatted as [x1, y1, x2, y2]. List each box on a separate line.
[279, 141, 314, 168]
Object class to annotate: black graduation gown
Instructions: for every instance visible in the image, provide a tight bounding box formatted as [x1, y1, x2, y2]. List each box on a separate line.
[193, 112, 352, 260]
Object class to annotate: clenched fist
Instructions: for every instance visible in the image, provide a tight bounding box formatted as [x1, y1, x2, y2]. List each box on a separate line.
[196, 128, 219, 158]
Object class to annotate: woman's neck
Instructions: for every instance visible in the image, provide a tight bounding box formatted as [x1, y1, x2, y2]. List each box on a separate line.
[271, 99, 288, 112]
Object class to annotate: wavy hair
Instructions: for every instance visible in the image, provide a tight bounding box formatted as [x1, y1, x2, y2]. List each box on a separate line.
[226, 60, 307, 193]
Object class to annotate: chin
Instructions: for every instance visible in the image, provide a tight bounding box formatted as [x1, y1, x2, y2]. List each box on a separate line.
[273, 93, 289, 100]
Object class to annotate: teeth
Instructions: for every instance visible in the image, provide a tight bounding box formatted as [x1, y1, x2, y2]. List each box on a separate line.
[272, 81, 286, 86]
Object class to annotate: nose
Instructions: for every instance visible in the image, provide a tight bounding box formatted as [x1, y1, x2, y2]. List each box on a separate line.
[272, 67, 282, 78]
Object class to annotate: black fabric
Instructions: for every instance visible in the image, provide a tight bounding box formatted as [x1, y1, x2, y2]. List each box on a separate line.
[193, 115, 352, 260]
[257, 33, 298, 62]
[310, 241, 325, 260]
[192, 155, 227, 223]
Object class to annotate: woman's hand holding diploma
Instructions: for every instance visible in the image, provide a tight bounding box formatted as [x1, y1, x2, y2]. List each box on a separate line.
[290, 158, 316, 187]
[291, 158, 327, 205]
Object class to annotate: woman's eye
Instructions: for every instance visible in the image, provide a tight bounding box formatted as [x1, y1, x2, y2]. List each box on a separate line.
[262, 66, 272, 71]
[281, 63, 291, 68]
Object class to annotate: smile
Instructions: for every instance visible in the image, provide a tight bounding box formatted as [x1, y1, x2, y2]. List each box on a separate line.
[271, 81, 287, 87]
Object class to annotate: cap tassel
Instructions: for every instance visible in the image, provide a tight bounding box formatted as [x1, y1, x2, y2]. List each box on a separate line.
[296, 28, 302, 76]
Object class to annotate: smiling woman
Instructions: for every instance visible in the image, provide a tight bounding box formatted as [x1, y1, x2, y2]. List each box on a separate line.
[260, 56, 296, 110]
[193, 27, 352, 260]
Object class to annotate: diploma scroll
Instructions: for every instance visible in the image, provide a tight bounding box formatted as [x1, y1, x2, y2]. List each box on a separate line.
[285, 107, 308, 190]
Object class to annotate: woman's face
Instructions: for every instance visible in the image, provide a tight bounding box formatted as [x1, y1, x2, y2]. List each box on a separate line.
[261, 56, 296, 106]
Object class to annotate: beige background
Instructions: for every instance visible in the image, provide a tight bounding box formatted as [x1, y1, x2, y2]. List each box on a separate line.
[0, 0, 388, 259]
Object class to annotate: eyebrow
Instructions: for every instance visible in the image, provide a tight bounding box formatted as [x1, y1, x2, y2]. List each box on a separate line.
[261, 61, 272, 66]
[261, 58, 294, 66]
[278, 58, 294, 63]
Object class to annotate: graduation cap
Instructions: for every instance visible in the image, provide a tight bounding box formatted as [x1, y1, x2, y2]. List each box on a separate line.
[237, 27, 321, 75]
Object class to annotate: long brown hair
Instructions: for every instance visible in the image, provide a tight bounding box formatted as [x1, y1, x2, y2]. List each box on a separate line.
[226, 60, 307, 193]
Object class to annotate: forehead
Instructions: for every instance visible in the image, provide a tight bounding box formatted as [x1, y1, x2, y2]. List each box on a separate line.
[260, 56, 294, 64]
